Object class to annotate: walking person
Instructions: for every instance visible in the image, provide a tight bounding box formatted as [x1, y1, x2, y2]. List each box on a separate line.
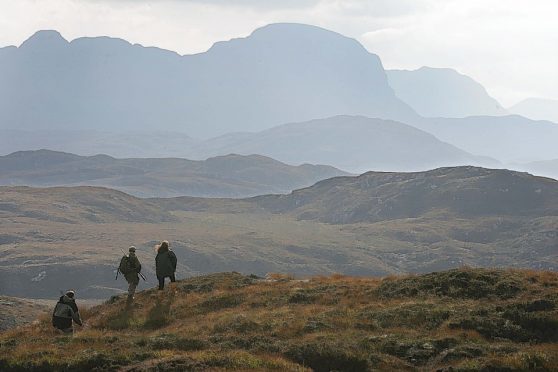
[155, 240, 177, 290]
[52, 290, 83, 334]
[118, 246, 142, 305]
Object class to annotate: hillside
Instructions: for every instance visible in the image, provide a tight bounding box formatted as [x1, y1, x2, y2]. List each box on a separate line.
[250, 166, 558, 223]
[519, 159, 558, 181]
[191, 115, 496, 173]
[0, 296, 51, 331]
[0, 150, 348, 198]
[387, 67, 507, 118]
[0, 24, 416, 138]
[412, 115, 558, 162]
[0, 269, 557, 371]
[1, 166, 556, 299]
[509, 98, 558, 123]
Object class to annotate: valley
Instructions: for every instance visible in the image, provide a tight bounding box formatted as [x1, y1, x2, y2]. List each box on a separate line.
[1, 167, 556, 299]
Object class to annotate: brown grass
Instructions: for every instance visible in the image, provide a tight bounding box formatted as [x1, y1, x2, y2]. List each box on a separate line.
[0, 269, 557, 371]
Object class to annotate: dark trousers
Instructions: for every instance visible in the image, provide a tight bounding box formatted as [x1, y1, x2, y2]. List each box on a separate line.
[157, 274, 176, 290]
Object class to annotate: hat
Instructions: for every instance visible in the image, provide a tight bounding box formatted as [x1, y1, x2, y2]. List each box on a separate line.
[129, 246, 136, 252]
[65, 290, 75, 298]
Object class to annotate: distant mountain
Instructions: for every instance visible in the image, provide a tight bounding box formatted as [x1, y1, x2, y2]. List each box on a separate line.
[412, 115, 558, 163]
[387, 67, 507, 118]
[0, 129, 197, 158]
[0, 24, 417, 138]
[251, 166, 558, 224]
[190, 115, 497, 173]
[518, 159, 558, 181]
[509, 98, 558, 123]
[0, 150, 348, 198]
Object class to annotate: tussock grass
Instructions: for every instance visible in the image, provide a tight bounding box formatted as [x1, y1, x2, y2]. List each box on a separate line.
[1, 269, 557, 371]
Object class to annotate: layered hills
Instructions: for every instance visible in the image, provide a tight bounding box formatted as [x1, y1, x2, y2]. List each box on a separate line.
[0, 269, 557, 371]
[0, 24, 416, 138]
[0, 150, 348, 198]
[1, 167, 556, 299]
[191, 115, 495, 173]
[412, 115, 558, 162]
[1, 25, 557, 167]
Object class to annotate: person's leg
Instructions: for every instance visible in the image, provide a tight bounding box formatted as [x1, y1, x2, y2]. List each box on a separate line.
[170, 274, 176, 283]
[157, 276, 165, 290]
[127, 281, 137, 303]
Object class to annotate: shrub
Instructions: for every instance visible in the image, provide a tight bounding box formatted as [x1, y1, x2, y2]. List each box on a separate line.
[198, 294, 243, 312]
[285, 342, 369, 372]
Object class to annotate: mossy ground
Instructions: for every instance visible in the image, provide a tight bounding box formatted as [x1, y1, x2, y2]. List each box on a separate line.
[0, 268, 557, 371]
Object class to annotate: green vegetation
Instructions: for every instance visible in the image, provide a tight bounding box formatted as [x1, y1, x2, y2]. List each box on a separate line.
[1, 269, 557, 371]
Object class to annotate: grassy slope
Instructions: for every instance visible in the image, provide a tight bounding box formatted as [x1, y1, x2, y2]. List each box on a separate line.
[1, 180, 557, 298]
[0, 268, 557, 371]
[0, 297, 52, 332]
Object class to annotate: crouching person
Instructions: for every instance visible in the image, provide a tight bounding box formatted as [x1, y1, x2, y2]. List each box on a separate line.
[52, 290, 82, 334]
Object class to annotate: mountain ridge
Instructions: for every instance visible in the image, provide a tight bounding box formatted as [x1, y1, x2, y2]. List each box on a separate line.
[387, 66, 507, 118]
[0, 149, 348, 198]
[0, 24, 417, 138]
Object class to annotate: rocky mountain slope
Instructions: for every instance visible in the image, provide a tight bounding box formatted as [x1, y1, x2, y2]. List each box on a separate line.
[0, 150, 348, 198]
[0, 24, 416, 138]
[0, 269, 556, 371]
[250, 166, 558, 223]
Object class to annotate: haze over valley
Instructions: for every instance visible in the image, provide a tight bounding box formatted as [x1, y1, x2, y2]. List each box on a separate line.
[1, 2, 557, 369]
[0, 20, 556, 296]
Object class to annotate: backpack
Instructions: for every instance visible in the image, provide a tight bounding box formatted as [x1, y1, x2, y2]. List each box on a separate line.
[118, 255, 133, 275]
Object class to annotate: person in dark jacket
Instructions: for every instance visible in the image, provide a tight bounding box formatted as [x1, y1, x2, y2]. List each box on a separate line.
[52, 290, 82, 333]
[123, 246, 142, 305]
[155, 240, 177, 290]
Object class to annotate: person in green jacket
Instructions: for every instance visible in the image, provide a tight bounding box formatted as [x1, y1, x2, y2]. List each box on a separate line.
[155, 240, 177, 290]
[121, 246, 142, 305]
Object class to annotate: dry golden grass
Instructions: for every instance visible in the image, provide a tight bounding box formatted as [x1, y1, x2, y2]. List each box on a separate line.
[1, 269, 557, 371]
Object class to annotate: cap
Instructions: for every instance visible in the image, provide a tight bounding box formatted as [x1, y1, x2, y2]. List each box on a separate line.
[129, 246, 136, 252]
[66, 290, 75, 298]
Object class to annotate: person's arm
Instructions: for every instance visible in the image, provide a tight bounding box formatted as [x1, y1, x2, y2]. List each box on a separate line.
[67, 304, 83, 326]
[170, 251, 177, 271]
[72, 309, 83, 326]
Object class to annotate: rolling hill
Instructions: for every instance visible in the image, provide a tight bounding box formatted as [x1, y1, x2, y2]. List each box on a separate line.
[0, 150, 348, 198]
[1, 166, 556, 299]
[0, 24, 416, 138]
[387, 67, 507, 118]
[412, 115, 558, 162]
[250, 166, 558, 223]
[0, 269, 557, 371]
[189, 115, 497, 173]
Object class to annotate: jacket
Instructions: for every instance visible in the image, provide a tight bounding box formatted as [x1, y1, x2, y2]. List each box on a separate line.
[52, 295, 82, 330]
[155, 246, 177, 277]
[124, 253, 142, 285]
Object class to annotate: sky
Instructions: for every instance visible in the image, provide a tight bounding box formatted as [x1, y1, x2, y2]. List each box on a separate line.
[0, 0, 556, 106]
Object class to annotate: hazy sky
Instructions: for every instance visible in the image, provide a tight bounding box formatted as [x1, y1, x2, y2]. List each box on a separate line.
[1, 0, 556, 106]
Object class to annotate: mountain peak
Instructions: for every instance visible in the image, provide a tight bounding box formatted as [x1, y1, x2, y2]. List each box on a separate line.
[19, 30, 68, 50]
